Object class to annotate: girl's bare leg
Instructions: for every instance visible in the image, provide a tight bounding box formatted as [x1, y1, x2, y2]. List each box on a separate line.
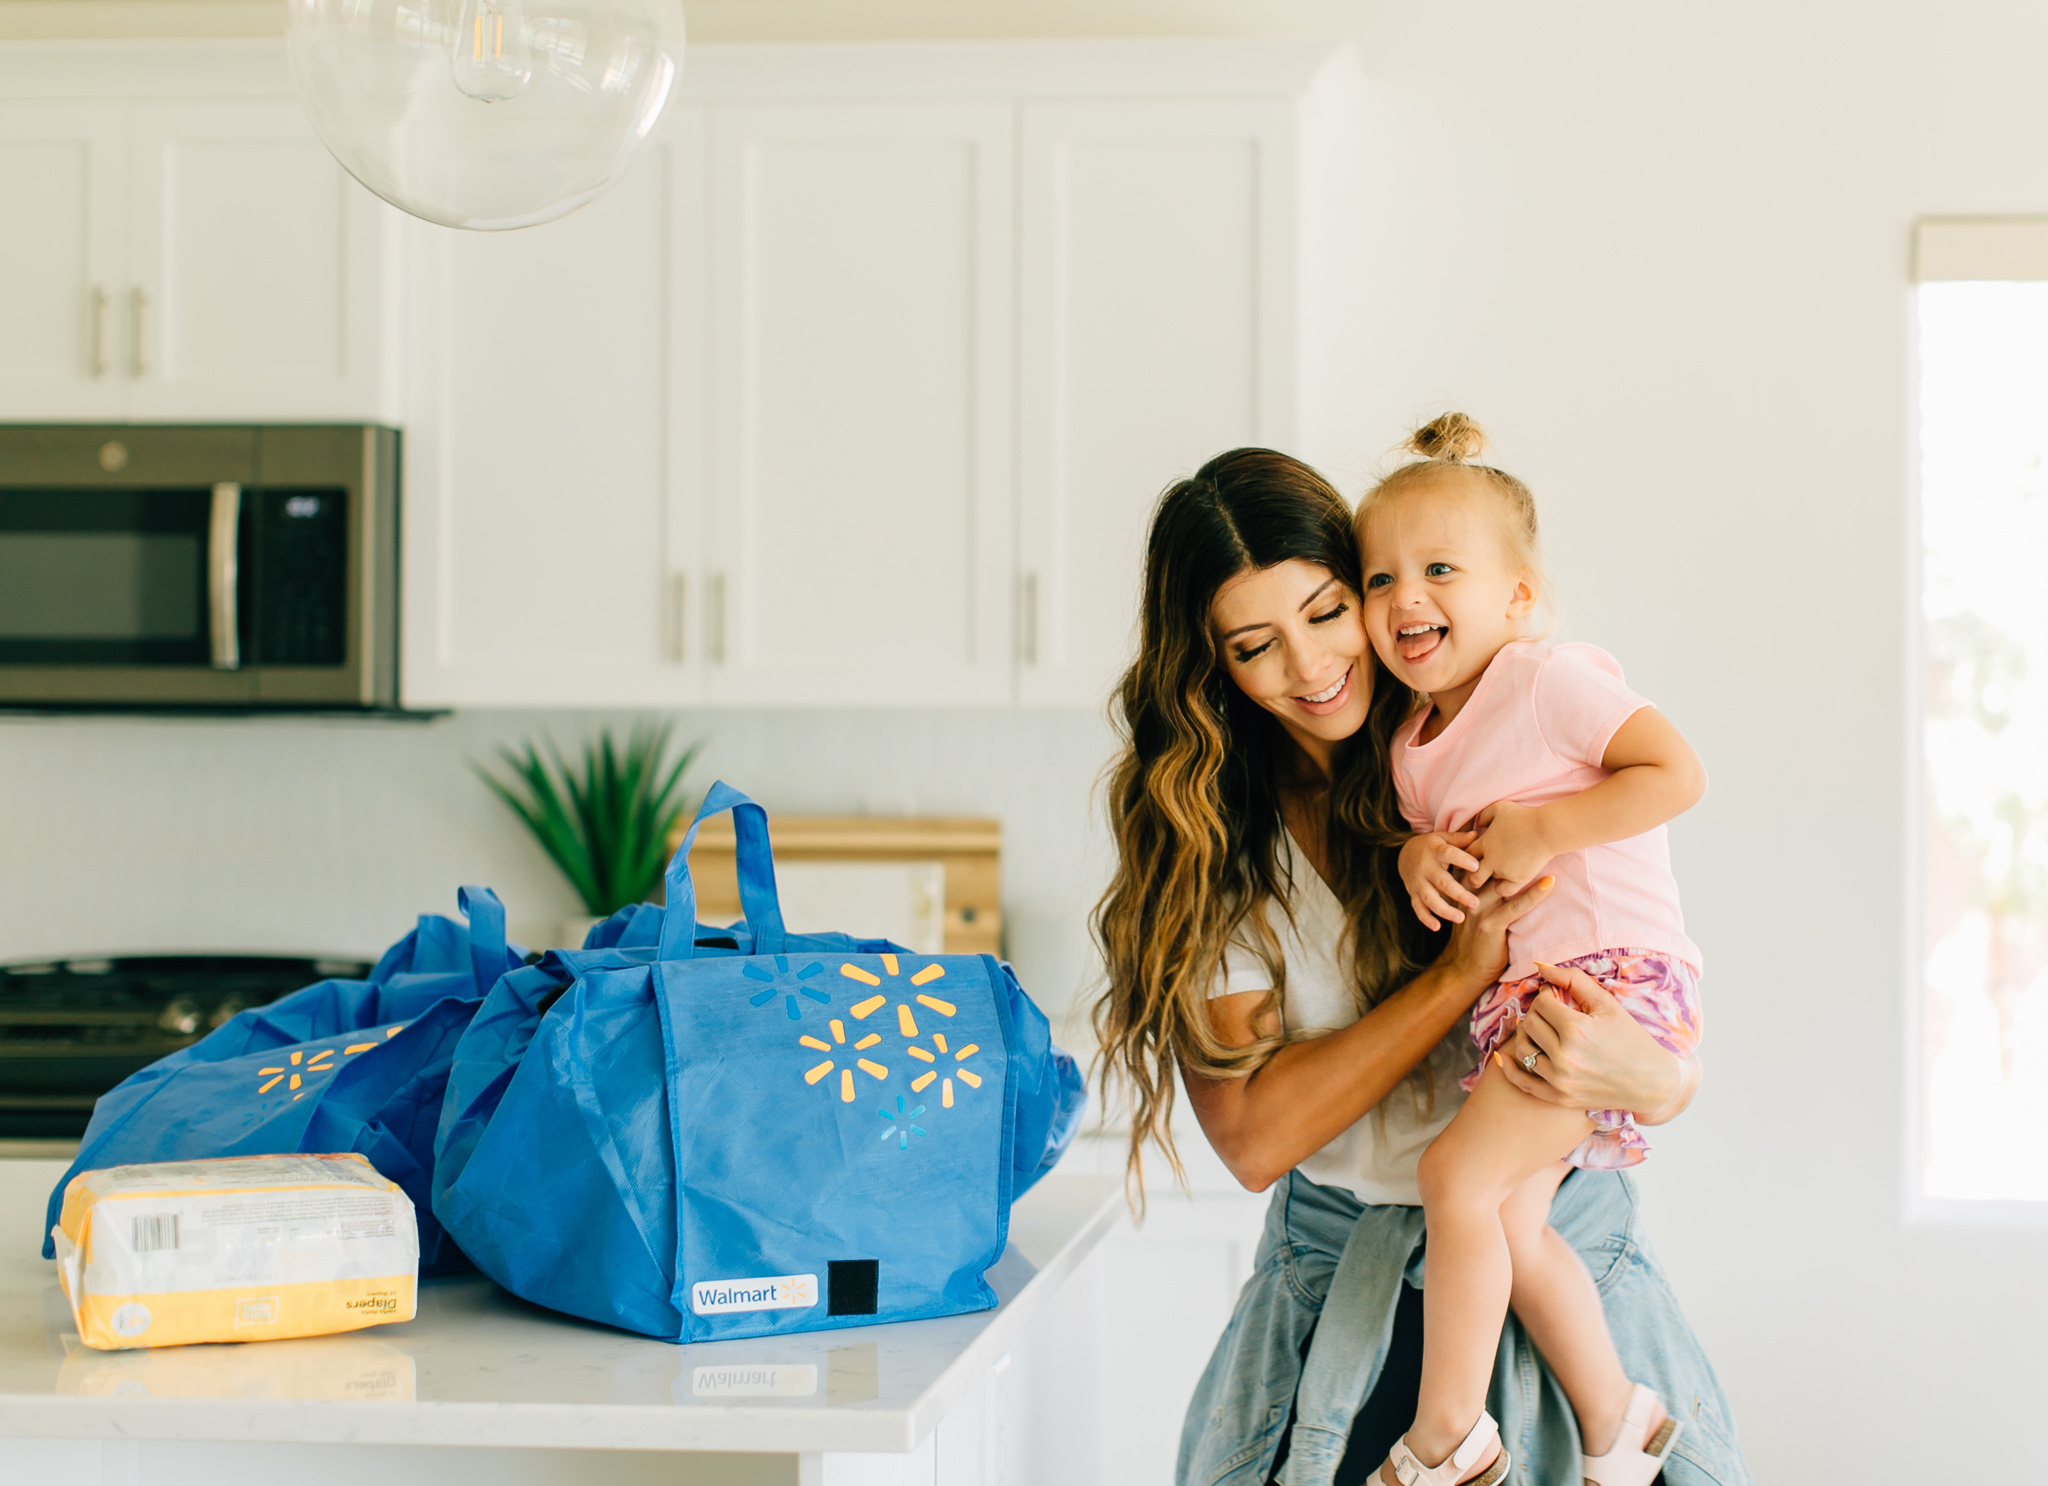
[1498, 1162, 1657, 1458]
[1389, 1062, 1597, 1479]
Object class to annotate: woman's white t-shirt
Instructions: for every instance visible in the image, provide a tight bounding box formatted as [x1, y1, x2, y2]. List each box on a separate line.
[1210, 829, 1478, 1207]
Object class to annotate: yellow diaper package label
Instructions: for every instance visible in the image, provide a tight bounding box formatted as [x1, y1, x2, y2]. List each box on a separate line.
[51, 1153, 418, 1351]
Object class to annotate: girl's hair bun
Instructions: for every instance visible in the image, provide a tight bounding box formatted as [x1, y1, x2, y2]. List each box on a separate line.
[1405, 412, 1487, 464]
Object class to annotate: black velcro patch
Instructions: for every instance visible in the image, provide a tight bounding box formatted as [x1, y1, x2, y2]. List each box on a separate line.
[827, 1260, 879, 1316]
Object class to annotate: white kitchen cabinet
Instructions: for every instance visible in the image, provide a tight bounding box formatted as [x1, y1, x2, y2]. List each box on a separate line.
[404, 96, 1023, 711]
[399, 110, 708, 709]
[0, 49, 401, 424]
[1062, 1131, 1275, 1486]
[124, 102, 397, 422]
[1016, 101, 1308, 709]
[702, 102, 1016, 708]
[1100, 1194, 1275, 1486]
[0, 102, 126, 418]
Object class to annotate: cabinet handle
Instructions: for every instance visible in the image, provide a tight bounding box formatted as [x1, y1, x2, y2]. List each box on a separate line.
[708, 572, 727, 665]
[1020, 571, 1040, 666]
[669, 573, 687, 662]
[208, 483, 242, 671]
[130, 286, 148, 378]
[88, 287, 108, 378]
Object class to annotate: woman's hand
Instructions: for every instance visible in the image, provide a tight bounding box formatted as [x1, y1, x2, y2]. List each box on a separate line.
[1438, 875, 1558, 990]
[1493, 963, 1698, 1123]
[1185, 874, 1557, 1193]
[1397, 829, 1484, 930]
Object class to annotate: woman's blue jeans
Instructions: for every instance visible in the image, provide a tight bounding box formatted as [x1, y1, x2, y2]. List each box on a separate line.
[1177, 1168, 1751, 1486]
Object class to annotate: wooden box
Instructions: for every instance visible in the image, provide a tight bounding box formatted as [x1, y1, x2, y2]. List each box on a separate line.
[666, 816, 1003, 956]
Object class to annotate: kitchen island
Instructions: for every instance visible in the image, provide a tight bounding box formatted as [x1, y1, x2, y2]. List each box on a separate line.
[0, 1158, 1121, 1485]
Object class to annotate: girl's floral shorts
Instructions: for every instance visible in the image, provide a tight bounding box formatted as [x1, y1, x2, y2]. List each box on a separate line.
[1460, 947, 1702, 1169]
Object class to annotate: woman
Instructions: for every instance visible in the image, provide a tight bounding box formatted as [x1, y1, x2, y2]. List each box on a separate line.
[1091, 448, 1748, 1486]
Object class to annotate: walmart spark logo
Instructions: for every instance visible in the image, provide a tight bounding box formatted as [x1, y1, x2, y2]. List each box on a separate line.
[795, 955, 984, 1115]
[254, 1025, 405, 1101]
[743, 955, 833, 1021]
[879, 1094, 927, 1150]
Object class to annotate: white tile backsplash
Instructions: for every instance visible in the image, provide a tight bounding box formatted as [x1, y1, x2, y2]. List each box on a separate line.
[0, 707, 1116, 1024]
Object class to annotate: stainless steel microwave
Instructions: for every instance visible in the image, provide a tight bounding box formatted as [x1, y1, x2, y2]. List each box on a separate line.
[0, 425, 399, 709]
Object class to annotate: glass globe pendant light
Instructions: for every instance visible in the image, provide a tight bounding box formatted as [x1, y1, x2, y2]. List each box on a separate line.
[286, 0, 685, 231]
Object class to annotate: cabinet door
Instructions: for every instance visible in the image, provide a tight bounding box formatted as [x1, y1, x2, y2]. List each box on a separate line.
[124, 102, 396, 421]
[0, 103, 126, 419]
[400, 112, 707, 708]
[1099, 1194, 1275, 1486]
[1017, 102, 1298, 708]
[704, 103, 1015, 707]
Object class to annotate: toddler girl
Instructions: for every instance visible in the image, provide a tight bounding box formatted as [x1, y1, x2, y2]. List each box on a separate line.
[1358, 414, 1705, 1486]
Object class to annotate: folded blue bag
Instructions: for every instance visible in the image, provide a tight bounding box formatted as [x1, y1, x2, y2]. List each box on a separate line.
[41, 887, 525, 1274]
[432, 781, 1087, 1342]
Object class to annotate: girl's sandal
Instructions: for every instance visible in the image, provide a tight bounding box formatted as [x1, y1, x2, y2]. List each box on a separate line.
[1381, 1412, 1512, 1486]
[1582, 1383, 1685, 1486]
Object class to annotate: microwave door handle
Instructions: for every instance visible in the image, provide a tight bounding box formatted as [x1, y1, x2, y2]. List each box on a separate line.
[208, 482, 241, 671]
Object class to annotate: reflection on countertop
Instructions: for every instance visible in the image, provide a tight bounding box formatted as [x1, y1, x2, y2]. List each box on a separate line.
[58, 1331, 416, 1402]
[684, 1342, 876, 1405]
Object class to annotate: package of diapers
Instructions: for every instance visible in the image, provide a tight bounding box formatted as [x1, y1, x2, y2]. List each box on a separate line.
[52, 1153, 418, 1351]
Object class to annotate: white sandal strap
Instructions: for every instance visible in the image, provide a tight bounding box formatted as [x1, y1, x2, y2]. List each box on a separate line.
[1448, 1412, 1500, 1472]
[1387, 1413, 1503, 1485]
[1620, 1384, 1659, 1437]
[1583, 1385, 1684, 1486]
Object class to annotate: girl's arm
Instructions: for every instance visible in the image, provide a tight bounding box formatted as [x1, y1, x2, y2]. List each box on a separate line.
[1468, 706, 1707, 896]
[1183, 878, 1554, 1193]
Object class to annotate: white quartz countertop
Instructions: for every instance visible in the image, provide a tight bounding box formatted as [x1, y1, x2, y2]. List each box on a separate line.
[0, 1158, 1121, 1454]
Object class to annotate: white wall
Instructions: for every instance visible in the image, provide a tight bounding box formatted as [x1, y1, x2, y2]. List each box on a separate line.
[5, 0, 2045, 1480]
[1334, 8, 2048, 1483]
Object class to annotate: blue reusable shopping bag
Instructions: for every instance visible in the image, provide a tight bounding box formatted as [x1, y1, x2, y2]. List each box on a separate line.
[41, 887, 526, 1275]
[432, 781, 1086, 1342]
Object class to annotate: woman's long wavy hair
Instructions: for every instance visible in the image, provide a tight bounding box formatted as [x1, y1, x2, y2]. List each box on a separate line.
[1090, 448, 1430, 1204]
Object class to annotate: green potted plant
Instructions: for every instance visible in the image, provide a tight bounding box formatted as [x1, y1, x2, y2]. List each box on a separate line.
[475, 721, 704, 947]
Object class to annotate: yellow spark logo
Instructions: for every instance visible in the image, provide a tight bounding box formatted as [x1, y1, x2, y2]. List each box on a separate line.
[802, 958, 981, 1116]
[254, 1024, 405, 1101]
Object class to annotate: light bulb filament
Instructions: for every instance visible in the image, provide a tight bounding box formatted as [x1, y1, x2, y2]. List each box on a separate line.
[473, 11, 507, 63]
[451, 0, 533, 103]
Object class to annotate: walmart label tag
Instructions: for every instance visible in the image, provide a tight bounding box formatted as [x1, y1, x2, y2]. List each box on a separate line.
[690, 1273, 818, 1315]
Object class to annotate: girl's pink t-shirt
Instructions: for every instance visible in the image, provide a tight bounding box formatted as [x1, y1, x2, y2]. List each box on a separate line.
[1392, 639, 1701, 983]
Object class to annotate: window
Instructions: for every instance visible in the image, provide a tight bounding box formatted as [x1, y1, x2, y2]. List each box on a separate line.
[1915, 218, 2048, 1207]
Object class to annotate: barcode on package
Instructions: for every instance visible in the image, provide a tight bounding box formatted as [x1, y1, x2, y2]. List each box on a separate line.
[131, 1214, 180, 1252]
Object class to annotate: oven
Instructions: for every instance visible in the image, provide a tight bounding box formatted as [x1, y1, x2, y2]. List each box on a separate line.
[0, 954, 372, 1139]
[0, 425, 399, 708]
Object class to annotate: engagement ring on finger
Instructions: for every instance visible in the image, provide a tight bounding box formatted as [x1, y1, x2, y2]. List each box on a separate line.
[1520, 1050, 1540, 1073]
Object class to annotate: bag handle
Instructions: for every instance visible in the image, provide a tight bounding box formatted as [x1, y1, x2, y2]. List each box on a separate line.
[456, 885, 509, 993]
[658, 781, 787, 960]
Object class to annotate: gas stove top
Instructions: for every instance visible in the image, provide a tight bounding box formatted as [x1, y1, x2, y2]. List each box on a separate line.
[0, 955, 369, 1138]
